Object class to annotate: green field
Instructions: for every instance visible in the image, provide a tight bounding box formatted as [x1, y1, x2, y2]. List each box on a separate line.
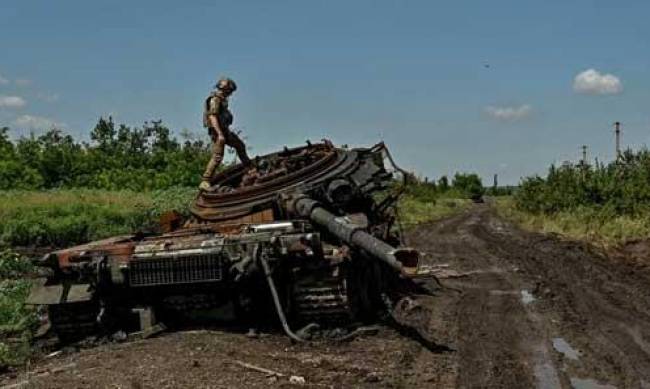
[0, 188, 196, 248]
[398, 195, 469, 228]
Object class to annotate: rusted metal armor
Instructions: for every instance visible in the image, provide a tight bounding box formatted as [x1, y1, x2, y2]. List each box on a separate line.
[27, 140, 424, 343]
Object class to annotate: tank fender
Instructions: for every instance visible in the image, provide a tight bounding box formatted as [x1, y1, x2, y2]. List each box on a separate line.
[26, 283, 93, 305]
[26, 284, 64, 305]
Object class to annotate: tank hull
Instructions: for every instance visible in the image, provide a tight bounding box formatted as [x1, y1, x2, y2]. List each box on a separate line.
[28, 140, 417, 341]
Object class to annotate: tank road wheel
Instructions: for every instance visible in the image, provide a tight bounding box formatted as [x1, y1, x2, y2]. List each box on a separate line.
[48, 301, 100, 343]
[291, 265, 352, 326]
[346, 256, 389, 323]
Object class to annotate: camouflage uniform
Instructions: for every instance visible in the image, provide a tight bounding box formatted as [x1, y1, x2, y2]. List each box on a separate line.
[201, 80, 250, 184]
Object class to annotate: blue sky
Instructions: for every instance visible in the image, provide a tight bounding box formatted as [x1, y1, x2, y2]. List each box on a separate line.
[0, 0, 648, 184]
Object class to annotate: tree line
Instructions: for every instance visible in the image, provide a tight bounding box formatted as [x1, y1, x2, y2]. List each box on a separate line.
[0, 118, 211, 190]
[515, 149, 650, 216]
[405, 172, 487, 201]
[0, 117, 492, 197]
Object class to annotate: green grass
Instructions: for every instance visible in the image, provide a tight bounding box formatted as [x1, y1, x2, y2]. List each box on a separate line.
[0, 188, 196, 247]
[495, 197, 650, 246]
[0, 187, 473, 248]
[398, 195, 470, 228]
[0, 249, 36, 369]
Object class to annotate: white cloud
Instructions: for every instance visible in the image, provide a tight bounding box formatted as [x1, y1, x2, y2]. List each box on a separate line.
[0, 74, 8, 85]
[0, 95, 26, 109]
[573, 69, 622, 95]
[13, 114, 62, 130]
[484, 104, 532, 121]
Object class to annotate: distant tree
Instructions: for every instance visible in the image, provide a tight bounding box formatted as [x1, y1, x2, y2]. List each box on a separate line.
[90, 116, 117, 152]
[0, 127, 14, 157]
[452, 173, 484, 200]
[438, 175, 449, 192]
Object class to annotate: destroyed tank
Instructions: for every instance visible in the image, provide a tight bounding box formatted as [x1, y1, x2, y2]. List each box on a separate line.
[28, 140, 420, 341]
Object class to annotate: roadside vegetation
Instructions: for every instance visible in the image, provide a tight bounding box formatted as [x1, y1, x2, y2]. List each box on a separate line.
[0, 188, 195, 248]
[500, 149, 650, 245]
[0, 249, 36, 369]
[397, 172, 485, 228]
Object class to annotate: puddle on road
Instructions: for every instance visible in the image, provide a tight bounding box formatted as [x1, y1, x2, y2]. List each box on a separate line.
[570, 377, 617, 389]
[552, 337, 580, 360]
[521, 290, 536, 305]
[548, 339, 619, 389]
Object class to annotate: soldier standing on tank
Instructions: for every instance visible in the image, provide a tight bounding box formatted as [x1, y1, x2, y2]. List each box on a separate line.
[200, 77, 251, 190]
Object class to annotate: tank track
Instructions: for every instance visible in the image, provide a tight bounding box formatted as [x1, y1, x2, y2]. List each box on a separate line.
[159, 294, 224, 312]
[292, 275, 351, 325]
[48, 301, 99, 342]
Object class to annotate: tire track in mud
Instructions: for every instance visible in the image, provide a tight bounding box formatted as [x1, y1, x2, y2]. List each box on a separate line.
[409, 209, 549, 388]
[471, 209, 650, 388]
[408, 205, 650, 388]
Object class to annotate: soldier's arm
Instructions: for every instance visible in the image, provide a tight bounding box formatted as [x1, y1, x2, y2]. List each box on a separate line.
[207, 96, 224, 138]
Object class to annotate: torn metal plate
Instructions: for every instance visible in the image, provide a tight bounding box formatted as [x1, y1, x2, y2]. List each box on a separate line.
[66, 284, 93, 303]
[26, 284, 64, 305]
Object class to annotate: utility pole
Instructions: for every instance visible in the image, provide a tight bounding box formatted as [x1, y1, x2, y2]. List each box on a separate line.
[614, 121, 621, 160]
[580, 145, 589, 179]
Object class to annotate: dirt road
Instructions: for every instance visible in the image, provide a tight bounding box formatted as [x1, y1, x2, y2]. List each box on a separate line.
[3, 205, 650, 388]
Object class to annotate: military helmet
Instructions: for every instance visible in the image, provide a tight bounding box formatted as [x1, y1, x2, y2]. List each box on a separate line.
[216, 77, 237, 92]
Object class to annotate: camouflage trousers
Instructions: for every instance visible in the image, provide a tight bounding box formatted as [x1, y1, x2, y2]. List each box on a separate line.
[202, 128, 251, 181]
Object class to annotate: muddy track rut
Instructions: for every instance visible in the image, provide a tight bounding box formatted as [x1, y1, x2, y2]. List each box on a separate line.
[3, 205, 650, 388]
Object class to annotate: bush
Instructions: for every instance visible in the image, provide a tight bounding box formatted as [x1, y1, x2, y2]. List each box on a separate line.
[515, 149, 650, 217]
[0, 160, 43, 190]
[0, 250, 36, 368]
[452, 173, 485, 200]
[508, 149, 650, 244]
[395, 178, 471, 227]
[0, 119, 211, 191]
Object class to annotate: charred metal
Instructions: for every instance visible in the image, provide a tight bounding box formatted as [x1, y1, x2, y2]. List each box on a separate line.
[27, 140, 422, 342]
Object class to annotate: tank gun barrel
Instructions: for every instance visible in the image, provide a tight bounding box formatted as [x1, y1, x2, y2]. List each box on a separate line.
[291, 197, 410, 273]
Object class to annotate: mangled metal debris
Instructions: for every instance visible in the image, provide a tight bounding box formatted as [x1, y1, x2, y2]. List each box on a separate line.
[27, 140, 433, 343]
